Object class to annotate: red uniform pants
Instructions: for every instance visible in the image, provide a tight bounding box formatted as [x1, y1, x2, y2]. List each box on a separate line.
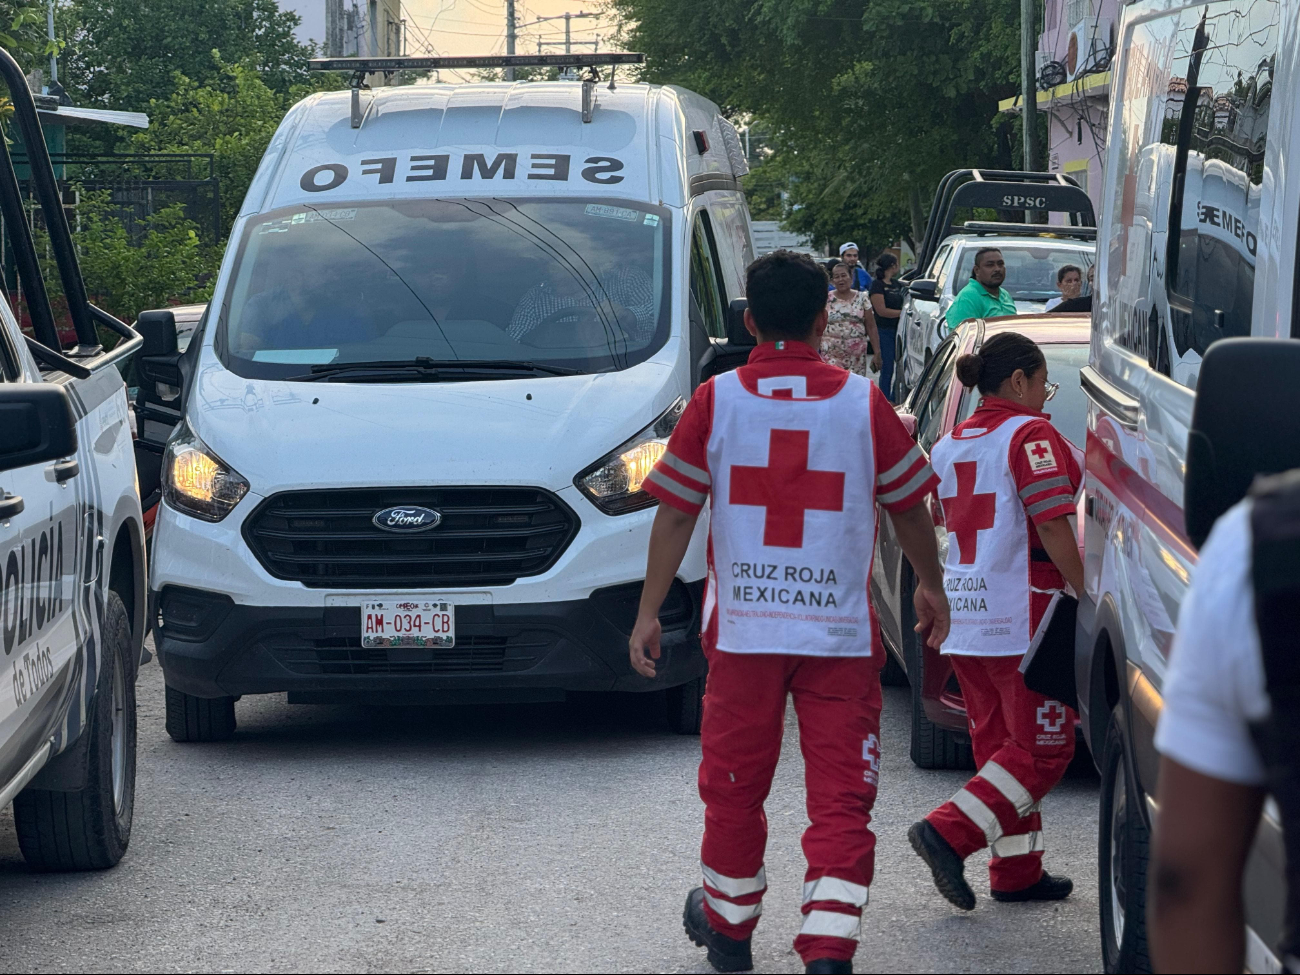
[698, 648, 881, 965]
[924, 654, 1075, 892]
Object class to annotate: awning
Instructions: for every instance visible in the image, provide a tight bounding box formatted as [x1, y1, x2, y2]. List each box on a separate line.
[999, 71, 1111, 114]
[37, 105, 149, 128]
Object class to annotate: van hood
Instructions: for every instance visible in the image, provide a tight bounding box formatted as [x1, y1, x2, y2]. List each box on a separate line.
[188, 361, 678, 494]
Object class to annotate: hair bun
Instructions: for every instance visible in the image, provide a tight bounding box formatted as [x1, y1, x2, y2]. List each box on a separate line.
[955, 352, 984, 388]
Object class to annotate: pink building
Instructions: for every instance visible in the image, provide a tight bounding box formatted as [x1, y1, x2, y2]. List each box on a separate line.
[999, 0, 1120, 214]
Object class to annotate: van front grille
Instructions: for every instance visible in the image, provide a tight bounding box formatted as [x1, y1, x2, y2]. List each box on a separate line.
[243, 487, 579, 588]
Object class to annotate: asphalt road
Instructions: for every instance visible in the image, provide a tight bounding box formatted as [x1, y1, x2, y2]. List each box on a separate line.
[0, 647, 1101, 974]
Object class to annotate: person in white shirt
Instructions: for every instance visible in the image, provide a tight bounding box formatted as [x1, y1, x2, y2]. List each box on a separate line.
[1043, 265, 1082, 312]
[1150, 499, 1269, 972]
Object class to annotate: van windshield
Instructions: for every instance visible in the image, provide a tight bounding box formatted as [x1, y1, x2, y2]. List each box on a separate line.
[218, 198, 671, 380]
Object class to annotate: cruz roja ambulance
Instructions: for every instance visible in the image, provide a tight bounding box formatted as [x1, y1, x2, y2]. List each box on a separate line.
[145, 54, 760, 740]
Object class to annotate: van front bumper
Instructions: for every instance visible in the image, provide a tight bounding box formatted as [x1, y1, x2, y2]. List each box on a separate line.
[151, 579, 705, 701]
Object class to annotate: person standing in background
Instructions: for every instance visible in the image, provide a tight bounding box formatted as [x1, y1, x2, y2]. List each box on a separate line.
[825, 261, 881, 379]
[868, 254, 904, 401]
[945, 249, 1018, 332]
[830, 243, 873, 293]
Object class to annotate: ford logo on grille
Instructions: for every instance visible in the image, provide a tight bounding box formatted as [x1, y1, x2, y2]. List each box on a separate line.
[372, 505, 442, 532]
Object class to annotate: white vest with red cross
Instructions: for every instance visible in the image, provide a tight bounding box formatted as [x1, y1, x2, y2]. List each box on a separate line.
[704, 369, 880, 658]
[930, 415, 1039, 657]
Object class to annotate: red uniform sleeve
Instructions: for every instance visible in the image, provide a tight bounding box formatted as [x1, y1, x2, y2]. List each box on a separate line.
[641, 380, 714, 516]
[870, 382, 938, 511]
[1009, 418, 1082, 525]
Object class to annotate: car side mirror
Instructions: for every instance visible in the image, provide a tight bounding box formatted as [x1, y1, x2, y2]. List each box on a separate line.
[909, 279, 938, 302]
[1185, 338, 1300, 547]
[895, 411, 919, 441]
[0, 384, 77, 475]
[726, 298, 755, 347]
[137, 309, 179, 356]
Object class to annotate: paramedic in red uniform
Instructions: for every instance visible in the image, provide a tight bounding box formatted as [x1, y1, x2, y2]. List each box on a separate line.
[908, 331, 1085, 910]
[628, 250, 951, 975]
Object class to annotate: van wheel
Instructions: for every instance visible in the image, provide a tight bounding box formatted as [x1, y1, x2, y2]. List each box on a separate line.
[902, 572, 973, 770]
[165, 685, 237, 742]
[665, 675, 705, 735]
[14, 591, 136, 870]
[1098, 706, 1152, 973]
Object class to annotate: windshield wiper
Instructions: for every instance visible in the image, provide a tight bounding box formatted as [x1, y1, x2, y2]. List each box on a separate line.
[286, 357, 582, 382]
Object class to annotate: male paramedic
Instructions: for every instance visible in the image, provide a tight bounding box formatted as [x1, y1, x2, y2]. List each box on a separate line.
[629, 250, 951, 975]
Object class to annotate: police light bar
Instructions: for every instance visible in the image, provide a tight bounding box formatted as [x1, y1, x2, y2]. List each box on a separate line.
[309, 53, 645, 74]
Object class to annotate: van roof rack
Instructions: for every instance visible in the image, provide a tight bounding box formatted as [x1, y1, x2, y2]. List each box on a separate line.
[310, 53, 647, 128]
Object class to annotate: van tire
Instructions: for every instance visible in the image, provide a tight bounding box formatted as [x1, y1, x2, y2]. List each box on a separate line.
[1098, 706, 1152, 973]
[902, 572, 973, 770]
[666, 675, 705, 735]
[13, 591, 136, 870]
[165, 685, 237, 742]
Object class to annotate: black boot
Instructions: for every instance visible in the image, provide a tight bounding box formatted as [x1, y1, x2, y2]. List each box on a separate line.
[908, 820, 976, 911]
[805, 959, 853, 973]
[683, 887, 754, 973]
[991, 872, 1074, 902]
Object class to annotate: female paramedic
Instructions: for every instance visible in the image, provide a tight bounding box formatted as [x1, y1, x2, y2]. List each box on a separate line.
[907, 330, 1085, 910]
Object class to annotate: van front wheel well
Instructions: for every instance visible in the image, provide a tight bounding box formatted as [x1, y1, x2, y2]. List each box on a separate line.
[108, 525, 138, 639]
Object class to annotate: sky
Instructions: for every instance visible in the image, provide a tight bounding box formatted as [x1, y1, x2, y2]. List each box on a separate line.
[277, 1, 625, 59]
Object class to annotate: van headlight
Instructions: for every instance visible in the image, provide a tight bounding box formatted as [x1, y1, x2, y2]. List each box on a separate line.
[162, 423, 250, 522]
[575, 398, 686, 514]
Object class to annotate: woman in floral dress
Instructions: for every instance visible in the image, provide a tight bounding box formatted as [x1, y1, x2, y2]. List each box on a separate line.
[825, 260, 882, 379]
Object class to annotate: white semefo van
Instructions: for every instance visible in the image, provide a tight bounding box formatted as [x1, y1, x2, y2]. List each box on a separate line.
[148, 56, 758, 739]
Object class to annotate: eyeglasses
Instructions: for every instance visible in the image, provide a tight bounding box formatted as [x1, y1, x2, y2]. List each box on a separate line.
[1044, 381, 1060, 401]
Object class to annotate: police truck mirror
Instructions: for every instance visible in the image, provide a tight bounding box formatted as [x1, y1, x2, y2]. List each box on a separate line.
[0, 384, 77, 475]
[136, 309, 179, 356]
[726, 298, 755, 347]
[909, 279, 939, 302]
[1186, 338, 1300, 548]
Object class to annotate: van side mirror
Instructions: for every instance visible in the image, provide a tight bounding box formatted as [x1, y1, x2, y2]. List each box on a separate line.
[909, 279, 939, 302]
[1185, 338, 1300, 547]
[0, 384, 77, 475]
[726, 298, 755, 347]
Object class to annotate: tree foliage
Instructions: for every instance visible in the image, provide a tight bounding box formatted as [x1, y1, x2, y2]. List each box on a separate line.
[57, 0, 312, 113]
[0, 0, 59, 67]
[613, 0, 1023, 253]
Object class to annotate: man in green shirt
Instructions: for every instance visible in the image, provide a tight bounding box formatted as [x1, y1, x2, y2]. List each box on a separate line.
[945, 248, 1018, 331]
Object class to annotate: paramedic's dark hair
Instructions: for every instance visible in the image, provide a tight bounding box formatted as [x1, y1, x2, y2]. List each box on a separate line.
[746, 250, 829, 340]
[955, 331, 1046, 394]
[1057, 264, 1083, 284]
[971, 247, 1003, 272]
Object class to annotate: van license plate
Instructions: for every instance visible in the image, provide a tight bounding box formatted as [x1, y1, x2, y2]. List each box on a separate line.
[361, 600, 455, 648]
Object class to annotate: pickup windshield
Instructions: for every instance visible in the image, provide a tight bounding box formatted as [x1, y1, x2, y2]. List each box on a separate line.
[218, 198, 671, 380]
[955, 243, 1095, 302]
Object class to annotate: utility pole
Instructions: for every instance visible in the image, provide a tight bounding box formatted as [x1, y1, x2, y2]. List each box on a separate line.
[46, 0, 57, 85]
[1020, 0, 1040, 173]
[505, 0, 517, 81]
[564, 12, 571, 54]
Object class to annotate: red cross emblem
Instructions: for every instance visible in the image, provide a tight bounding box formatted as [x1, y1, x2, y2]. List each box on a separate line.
[1037, 701, 1068, 733]
[942, 461, 996, 565]
[1030, 443, 1050, 461]
[729, 429, 845, 548]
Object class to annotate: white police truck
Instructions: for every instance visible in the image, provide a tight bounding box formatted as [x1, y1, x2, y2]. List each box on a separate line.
[147, 54, 758, 738]
[0, 49, 147, 868]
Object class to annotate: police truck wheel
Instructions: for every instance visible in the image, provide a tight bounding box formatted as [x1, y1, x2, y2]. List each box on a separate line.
[165, 685, 237, 742]
[902, 571, 974, 770]
[1098, 706, 1152, 974]
[665, 675, 705, 735]
[13, 591, 136, 870]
